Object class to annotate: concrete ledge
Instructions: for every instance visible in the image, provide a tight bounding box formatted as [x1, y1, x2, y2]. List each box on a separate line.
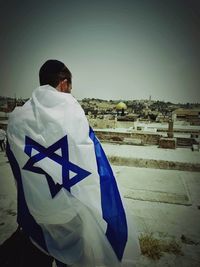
[109, 156, 200, 172]
[95, 130, 160, 145]
[124, 189, 191, 206]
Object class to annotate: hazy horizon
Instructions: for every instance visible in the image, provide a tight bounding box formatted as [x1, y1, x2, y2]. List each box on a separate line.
[1, 94, 200, 105]
[1, 0, 200, 103]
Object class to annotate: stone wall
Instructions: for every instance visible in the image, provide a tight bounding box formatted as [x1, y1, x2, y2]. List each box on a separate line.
[95, 130, 198, 148]
[95, 130, 160, 145]
[89, 118, 139, 129]
[159, 138, 176, 149]
[89, 118, 116, 129]
[177, 137, 198, 148]
[108, 156, 200, 172]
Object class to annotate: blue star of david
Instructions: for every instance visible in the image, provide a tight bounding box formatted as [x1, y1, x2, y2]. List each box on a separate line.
[23, 135, 91, 198]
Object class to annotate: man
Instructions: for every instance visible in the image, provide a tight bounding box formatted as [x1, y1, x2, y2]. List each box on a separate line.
[0, 127, 6, 151]
[6, 60, 140, 266]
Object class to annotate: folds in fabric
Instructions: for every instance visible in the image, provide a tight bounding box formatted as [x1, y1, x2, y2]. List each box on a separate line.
[7, 85, 140, 266]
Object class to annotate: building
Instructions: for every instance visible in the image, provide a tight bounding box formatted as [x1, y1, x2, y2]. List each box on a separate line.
[173, 108, 200, 125]
[116, 102, 127, 116]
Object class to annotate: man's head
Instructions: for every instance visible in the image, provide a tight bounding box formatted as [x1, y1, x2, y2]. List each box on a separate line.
[39, 59, 72, 93]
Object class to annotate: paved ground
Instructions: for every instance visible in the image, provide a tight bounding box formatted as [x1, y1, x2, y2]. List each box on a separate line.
[0, 146, 200, 266]
[103, 143, 200, 164]
[0, 152, 17, 242]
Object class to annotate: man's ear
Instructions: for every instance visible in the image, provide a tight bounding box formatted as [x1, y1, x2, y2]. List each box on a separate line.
[60, 80, 67, 92]
[56, 84, 60, 92]
[56, 81, 63, 92]
[56, 79, 68, 92]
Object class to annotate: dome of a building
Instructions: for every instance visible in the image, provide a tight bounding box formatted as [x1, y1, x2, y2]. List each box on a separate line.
[116, 102, 127, 110]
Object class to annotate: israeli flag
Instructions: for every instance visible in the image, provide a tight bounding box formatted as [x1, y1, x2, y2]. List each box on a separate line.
[7, 85, 140, 266]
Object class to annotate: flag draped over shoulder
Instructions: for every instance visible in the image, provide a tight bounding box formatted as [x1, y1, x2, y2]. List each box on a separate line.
[7, 85, 140, 267]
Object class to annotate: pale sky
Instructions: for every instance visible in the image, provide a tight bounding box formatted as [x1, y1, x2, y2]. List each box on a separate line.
[0, 0, 200, 103]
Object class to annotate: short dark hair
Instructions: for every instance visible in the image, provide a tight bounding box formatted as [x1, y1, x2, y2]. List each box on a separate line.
[39, 59, 72, 88]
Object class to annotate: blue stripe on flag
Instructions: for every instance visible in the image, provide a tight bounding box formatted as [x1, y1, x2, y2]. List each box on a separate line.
[6, 142, 48, 253]
[89, 127, 128, 261]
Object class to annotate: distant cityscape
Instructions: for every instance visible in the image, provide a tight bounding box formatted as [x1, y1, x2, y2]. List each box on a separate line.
[1, 95, 200, 151]
[0, 96, 200, 127]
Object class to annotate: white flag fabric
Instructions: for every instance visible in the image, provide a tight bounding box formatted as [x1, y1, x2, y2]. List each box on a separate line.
[7, 85, 140, 266]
